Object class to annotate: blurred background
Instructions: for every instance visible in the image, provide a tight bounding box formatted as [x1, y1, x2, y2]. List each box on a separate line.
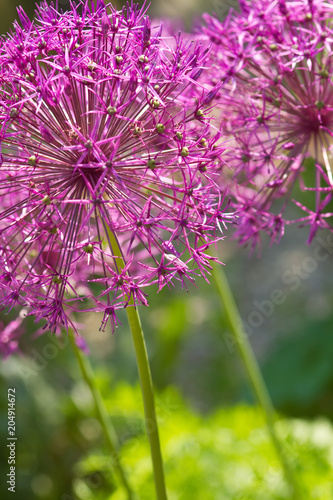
[1, 1, 333, 499]
[0, 0, 240, 33]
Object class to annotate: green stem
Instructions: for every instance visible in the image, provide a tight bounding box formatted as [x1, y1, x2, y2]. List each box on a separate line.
[211, 260, 303, 500]
[69, 331, 136, 500]
[126, 305, 168, 500]
[101, 220, 168, 500]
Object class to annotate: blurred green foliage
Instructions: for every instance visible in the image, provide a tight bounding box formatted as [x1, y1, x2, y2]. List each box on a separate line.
[1, 265, 333, 499]
[1, 355, 333, 499]
[1, 235, 333, 499]
[262, 317, 333, 418]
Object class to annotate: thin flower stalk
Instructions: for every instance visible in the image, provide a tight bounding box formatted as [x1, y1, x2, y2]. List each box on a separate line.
[69, 329, 136, 500]
[103, 216, 167, 500]
[211, 257, 303, 500]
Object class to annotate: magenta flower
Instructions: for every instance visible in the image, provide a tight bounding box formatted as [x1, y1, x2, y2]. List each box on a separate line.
[204, 0, 333, 251]
[0, 317, 24, 358]
[0, 1, 228, 336]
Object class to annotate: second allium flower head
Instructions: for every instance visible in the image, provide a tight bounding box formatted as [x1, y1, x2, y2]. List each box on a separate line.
[205, 0, 333, 251]
[0, 0, 228, 334]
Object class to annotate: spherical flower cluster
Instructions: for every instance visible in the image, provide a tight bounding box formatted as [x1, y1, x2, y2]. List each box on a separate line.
[0, 1, 229, 337]
[204, 0, 333, 251]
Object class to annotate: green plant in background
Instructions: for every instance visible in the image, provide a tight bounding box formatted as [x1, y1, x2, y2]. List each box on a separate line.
[211, 261, 303, 499]
[69, 331, 135, 500]
[1, 357, 333, 500]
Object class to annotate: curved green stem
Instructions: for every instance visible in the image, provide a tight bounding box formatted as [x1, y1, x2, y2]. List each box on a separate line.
[69, 331, 136, 500]
[101, 220, 168, 500]
[211, 260, 303, 500]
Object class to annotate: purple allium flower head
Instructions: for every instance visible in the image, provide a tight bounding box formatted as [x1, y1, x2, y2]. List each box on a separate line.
[0, 1, 229, 335]
[204, 0, 333, 251]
